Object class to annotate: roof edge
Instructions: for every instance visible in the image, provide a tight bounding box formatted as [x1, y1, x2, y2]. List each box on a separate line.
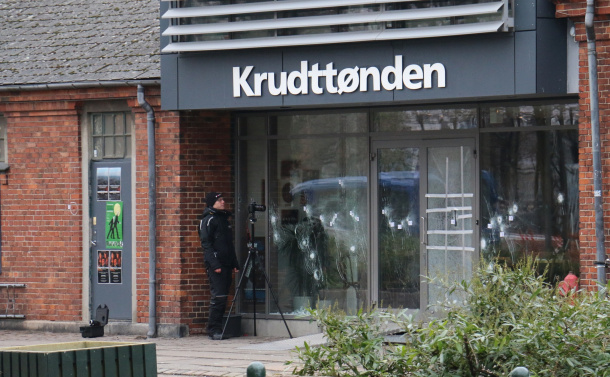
[0, 80, 161, 92]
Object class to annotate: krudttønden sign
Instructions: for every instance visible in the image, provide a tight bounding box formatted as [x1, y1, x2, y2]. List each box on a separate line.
[233, 56, 446, 98]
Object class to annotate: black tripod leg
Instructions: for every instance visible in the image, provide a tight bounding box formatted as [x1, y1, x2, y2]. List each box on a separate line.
[259, 267, 293, 338]
[220, 251, 252, 339]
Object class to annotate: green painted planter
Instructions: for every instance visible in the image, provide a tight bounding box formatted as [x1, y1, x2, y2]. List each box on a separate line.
[0, 341, 157, 377]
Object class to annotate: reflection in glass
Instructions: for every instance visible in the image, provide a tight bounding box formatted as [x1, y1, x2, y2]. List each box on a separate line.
[479, 130, 579, 283]
[238, 116, 266, 136]
[274, 112, 367, 135]
[377, 148, 420, 309]
[426, 146, 474, 307]
[268, 136, 368, 315]
[97, 168, 109, 201]
[373, 108, 477, 132]
[96, 167, 122, 201]
[481, 103, 579, 128]
[238, 139, 267, 314]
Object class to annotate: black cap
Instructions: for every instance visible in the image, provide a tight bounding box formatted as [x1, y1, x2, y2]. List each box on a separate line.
[206, 192, 223, 208]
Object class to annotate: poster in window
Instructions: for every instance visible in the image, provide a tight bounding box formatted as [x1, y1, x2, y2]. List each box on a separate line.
[105, 201, 123, 249]
[110, 250, 122, 284]
[97, 250, 109, 284]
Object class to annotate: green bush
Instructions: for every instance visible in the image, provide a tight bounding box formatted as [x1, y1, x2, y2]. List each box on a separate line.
[289, 259, 610, 377]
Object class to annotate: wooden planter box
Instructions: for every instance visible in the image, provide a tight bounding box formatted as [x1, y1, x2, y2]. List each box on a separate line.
[0, 341, 156, 377]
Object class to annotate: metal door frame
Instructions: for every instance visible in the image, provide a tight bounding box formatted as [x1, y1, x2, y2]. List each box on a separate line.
[370, 137, 479, 313]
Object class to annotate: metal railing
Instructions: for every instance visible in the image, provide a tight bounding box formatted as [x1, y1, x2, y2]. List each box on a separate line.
[0, 283, 26, 319]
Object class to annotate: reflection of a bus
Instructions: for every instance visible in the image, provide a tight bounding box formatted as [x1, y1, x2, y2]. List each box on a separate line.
[289, 169, 563, 253]
[290, 171, 431, 230]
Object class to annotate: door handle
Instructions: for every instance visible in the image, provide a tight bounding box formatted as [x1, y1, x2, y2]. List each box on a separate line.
[420, 216, 426, 245]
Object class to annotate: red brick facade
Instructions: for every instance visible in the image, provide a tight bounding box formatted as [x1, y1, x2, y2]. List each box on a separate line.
[555, 0, 610, 289]
[2, 1, 610, 336]
[0, 86, 231, 333]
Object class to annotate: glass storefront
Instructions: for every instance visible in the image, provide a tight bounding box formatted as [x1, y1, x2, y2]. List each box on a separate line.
[237, 100, 579, 317]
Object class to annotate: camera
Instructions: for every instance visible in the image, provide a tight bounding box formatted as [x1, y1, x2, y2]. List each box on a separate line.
[248, 202, 266, 214]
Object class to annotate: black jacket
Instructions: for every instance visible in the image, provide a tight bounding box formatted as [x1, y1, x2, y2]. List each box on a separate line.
[199, 208, 239, 271]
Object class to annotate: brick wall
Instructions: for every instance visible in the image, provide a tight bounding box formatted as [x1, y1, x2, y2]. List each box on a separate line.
[0, 86, 231, 332]
[176, 110, 233, 333]
[0, 97, 83, 320]
[556, 0, 610, 289]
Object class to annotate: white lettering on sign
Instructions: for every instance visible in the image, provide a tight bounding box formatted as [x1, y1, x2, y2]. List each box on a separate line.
[233, 56, 446, 98]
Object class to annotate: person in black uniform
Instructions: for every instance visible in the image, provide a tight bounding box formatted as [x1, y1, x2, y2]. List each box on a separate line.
[199, 192, 240, 340]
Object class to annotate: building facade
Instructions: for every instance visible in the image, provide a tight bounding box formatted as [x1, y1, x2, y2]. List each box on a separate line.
[159, 0, 607, 336]
[0, 0, 608, 338]
[0, 0, 203, 336]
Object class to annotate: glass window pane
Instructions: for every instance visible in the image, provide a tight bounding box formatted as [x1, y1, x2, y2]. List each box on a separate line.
[125, 136, 131, 158]
[104, 137, 115, 157]
[373, 107, 478, 132]
[274, 112, 367, 135]
[268, 136, 368, 314]
[183, 0, 230, 42]
[481, 103, 579, 128]
[93, 115, 103, 136]
[238, 116, 266, 136]
[278, 8, 338, 36]
[239, 139, 267, 314]
[103, 114, 115, 135]
[115, 114, 125, 135]
[378, 147, 420, 309]
[91, 112, 130, 159]
[115, 136, 125, 158]
[426, 146, 474, 306]
[93, 136, 103, 159]
[479, 130, 579, 283]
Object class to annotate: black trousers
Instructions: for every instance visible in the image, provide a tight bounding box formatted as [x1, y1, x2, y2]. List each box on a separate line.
[207, 267, 233, 334]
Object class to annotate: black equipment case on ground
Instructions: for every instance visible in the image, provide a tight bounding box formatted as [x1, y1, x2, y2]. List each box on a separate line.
[80, 304, 109, 338]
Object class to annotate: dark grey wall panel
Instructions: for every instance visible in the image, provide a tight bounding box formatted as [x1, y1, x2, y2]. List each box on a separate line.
[515, 0, 536, 31]
[537, 18, 567, 94]
[161, 28, 569, 110]
[392, 34, 514, 102]
[163, 37, 518, 110]
[515, 31, 537, 95]
[537, 0, 556, 18]
[161, 55, 178, 110]
[176, 50, 284, 109]
[281, 42, 395, 107]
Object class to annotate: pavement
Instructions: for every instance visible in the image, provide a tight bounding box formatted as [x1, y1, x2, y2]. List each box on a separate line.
[0, 329, 327, 377]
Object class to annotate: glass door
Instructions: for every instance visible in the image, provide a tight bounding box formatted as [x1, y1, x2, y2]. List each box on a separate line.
[372, 139, 477, 312]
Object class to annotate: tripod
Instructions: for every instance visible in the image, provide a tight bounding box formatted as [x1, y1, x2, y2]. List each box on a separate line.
[221, 209, 293, 339]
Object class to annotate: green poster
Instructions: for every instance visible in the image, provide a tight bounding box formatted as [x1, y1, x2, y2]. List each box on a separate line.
[105, 201, 123, 249]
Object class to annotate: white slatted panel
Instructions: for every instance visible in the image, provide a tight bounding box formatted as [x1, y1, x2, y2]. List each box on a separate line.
[161, 0, 513, 53]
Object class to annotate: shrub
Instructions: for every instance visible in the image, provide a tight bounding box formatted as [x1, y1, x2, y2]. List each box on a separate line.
[289, 259, 610, 377]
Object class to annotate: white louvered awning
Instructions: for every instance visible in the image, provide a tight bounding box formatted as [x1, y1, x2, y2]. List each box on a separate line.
[161, 0, 514, 53]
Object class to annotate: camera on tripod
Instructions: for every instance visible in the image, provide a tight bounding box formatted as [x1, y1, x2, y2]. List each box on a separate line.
[248, 202, 267, 213]
[222, 199, 292, 339]
[248, 202, 266, 214]
[247, 202, 266, 223]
